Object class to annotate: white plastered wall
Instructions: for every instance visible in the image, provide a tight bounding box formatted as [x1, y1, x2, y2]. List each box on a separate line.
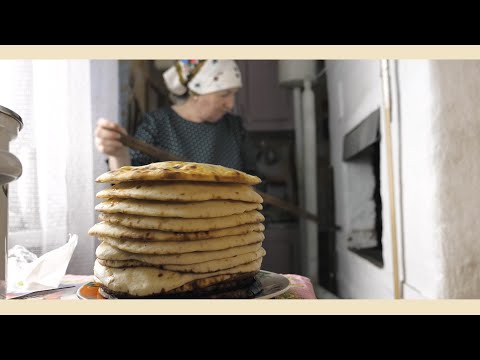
[327, 60, 395, 298]
[66, 60, 118, 274]
[328, 60, 480, 299]
[427, 61, 480, 298]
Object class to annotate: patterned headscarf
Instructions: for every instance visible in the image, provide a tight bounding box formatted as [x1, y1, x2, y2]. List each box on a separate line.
[163, 60, 242, 96]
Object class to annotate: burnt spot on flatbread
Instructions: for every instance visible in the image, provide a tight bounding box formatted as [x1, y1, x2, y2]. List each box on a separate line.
[162, 172, 183, 180]
[100, 272, 260, 299]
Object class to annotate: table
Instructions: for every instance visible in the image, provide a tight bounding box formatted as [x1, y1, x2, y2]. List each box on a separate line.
[7, 273, 317, 299]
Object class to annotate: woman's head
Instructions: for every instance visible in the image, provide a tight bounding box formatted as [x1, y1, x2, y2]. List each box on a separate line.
[190, 87, 239, 123]
[163, 60, 242, 122]
[164, 60, 242, 96]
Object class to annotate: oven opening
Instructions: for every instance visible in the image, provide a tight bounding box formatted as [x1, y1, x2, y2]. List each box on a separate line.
[343, 109, 383, 267]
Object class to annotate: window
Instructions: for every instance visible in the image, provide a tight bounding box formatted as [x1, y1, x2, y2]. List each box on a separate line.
[343, 109, 383, 267]
[0, 60, 118, 274]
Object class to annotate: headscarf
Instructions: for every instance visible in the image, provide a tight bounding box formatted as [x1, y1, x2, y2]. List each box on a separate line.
[163, 60, 242, 96]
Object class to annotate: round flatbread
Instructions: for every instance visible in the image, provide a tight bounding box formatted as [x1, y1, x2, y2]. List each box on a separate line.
[96, 241, 263, 265]
[96, 258, 151, 268]
[100, 272, 258, 299]
[94, 258, 262, 297]
[98, 248, 266, 273]
[163, 248, 266, 273]
[99, 210, 265, 232]
[95, 198, 262, 218]
[96, 181, 263, 203]
[89, 222, 265, 242]
[99, 231, 264, 255]
[96, 161, 261, 185]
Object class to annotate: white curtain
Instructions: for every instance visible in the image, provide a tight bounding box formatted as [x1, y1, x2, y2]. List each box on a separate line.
[0, 60, 118, 274]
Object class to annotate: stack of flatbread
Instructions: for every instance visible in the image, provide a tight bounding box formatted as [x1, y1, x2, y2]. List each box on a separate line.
[88, 161, 265, 298]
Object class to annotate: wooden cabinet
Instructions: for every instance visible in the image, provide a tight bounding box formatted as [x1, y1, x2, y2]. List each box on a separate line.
[236, 61, 294, 131]
[120, 60, 170, 135]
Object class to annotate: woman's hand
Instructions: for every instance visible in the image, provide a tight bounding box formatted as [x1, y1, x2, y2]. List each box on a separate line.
[95, 118, 131, 169]
[94, 118, 129, 158]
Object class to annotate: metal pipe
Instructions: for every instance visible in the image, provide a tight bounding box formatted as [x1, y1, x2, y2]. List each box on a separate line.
[302, 79, 318, 281]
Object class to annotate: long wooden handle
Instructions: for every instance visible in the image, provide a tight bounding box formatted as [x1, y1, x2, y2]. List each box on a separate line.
[110, 128, 339, 231]
[118, 131, 185, 162]
[255, 189, 325, 225]
[381, 60, 401, 299]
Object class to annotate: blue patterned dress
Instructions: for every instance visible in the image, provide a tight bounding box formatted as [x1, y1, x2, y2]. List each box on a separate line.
[130, 107, 246, 170]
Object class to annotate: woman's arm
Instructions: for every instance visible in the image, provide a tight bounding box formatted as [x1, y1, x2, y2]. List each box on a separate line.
[95, 118, 131, 170]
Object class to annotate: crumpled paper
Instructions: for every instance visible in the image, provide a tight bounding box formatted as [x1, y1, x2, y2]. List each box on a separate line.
[7, 234, 78, 292]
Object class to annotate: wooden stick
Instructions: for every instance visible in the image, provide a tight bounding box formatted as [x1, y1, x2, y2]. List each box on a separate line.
[381, 60, 402, 299]
[118, 131, 184, 162]
[110, 128, 339, 231]
[256, 190, 323, 224]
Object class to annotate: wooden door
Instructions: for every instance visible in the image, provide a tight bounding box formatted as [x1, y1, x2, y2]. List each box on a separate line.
[236, 60, 294, 131]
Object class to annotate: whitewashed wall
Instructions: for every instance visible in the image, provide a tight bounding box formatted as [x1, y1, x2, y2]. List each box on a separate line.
[395, 61, 443, 298]
[327, 60, 396, 298]
[66, 60, 118, 275]
[327, 60, 480, 299]
[427, 61, 480, 298]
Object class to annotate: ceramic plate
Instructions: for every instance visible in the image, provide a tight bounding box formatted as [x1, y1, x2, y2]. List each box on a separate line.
[77, 270, 290, 300]
[254, 270, 290, 299]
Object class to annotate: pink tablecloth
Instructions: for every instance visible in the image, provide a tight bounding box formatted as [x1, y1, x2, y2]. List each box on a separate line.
[8, 273, 317, 299]
[65, 273, 317, 299]
[276, 274, 316, 299]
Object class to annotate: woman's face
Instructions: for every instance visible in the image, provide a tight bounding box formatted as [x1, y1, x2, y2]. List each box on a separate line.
[196, 88, 239, 123]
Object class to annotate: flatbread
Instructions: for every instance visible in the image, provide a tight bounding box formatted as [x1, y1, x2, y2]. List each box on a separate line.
[94, 258, 262, 296]
[163, 248, 266, 273]
[100, 272, 258, 299]
[99, 231, 264, 254]
[89, 221, 265, 242]
[95, 198, 262, 218]
[96, 241, 263, 265]
[98, 248, 266, 273]
[97, 258, 151, 268]
[99, 210, 265, 232]
[96, 181, 263, 203]
[96, 161, 261, 185]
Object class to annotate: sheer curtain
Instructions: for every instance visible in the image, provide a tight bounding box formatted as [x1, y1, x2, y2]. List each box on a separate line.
[0, 60, 118, 274]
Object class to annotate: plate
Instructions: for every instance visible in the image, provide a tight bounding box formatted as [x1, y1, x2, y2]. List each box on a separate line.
[255, 271, 291, 299]
[77, 282, 106, 300]
[77, 270, 290, 300]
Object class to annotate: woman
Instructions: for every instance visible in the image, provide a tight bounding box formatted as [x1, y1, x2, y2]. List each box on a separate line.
[95, 59, 247, 171]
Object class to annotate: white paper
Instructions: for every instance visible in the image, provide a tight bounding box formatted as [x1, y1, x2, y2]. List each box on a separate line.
[8, 234, 78, 292]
